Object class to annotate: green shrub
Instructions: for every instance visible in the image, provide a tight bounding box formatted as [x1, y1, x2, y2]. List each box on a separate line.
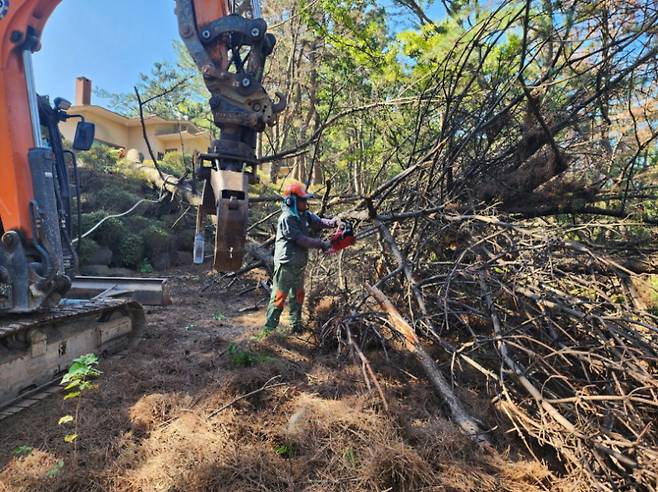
[114, 233, 145, 269]
[141, 225, 175, 258]
[80, 212, 149, 268]
[227, 343, 274, 367]
[139, 259, 154, 273]
[158, 151, 193, 177]
[125, 216, 157, 234]
[157, 214, 195, 251]
[175, 228, 195, 252]
[89, 215, 126, 247]
[79, 211, 107, 237]
[115, 159, 150, 180]
[274, 442, 296, 459]
[76, 144, 121, 173]
[80, 211, 126, 245]
[158, 214, 178, 229]
[93, 188, 142, 213]
[77, 238, 101, 266]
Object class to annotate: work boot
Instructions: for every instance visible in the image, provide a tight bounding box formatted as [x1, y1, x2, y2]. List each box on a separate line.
[290, 324, 306, 335]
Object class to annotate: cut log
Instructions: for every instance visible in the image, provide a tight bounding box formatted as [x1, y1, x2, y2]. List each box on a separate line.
[366, 284, 490, 446]
[126, 162, 202, 206]
[246, 239, 274, 274]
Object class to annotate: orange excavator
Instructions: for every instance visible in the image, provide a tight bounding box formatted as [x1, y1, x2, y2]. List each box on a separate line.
[0, 0, 283, 416]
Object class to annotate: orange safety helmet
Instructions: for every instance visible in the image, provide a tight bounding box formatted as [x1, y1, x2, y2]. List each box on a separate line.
[283, 181, 313, 200]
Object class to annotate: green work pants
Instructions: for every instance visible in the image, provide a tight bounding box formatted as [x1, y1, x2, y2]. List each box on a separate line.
[264, 262, 306, 331]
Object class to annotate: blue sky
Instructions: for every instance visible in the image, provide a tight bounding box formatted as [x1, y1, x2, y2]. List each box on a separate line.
[33, 0, 443, 104]
[33, 0, 180, 104]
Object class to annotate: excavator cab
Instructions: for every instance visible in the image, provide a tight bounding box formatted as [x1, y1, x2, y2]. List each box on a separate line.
[36, 94, 95, 270]
[0, 94, 93, 313]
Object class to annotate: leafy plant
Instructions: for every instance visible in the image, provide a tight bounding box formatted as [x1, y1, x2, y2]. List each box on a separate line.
[213, 310, 226, 321]
[59, 354, 102, 463]
[116, 233, 146, 269]
[80, 211, 126, 246]
[139, 258, 154, 273]
[159, 151, 193, 177]
[77, 238, 103, 267]
[46, 460, 64, 478]
[274, 441, 296, 459]
[343, 447, 358, 466]
[12, 445, 33, 457]
[75, 143, 121, 173]
[227, 343, 274, 368]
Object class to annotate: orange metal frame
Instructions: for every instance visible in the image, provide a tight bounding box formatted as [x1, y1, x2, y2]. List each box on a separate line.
[0, 0, 61, 239]
[0, 0, 228, 240]
[193, 0, 230, 70]
[193, 0, 229, 26]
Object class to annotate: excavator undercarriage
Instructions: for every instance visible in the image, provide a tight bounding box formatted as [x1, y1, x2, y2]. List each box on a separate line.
[0, 298, 144, 419]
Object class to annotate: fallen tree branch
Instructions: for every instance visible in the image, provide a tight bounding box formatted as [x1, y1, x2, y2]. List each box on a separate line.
[366, 284, 490, 446]
[125, 161, 202, 205]
[346, 323, 390, 413]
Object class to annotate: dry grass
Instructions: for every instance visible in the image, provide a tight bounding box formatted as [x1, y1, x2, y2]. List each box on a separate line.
[0, 450, 64, 492]
[0, 270, 553, 492]
[104, 384, 550, 492]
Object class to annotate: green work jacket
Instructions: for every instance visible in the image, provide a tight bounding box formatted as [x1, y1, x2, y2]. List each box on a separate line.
[273, 206, 324, 268]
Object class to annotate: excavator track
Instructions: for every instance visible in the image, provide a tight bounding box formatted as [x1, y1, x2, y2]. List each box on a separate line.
[0, 298, 145, 420]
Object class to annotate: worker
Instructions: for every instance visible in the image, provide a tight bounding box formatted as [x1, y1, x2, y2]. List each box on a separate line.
[255, 181, 337, 339]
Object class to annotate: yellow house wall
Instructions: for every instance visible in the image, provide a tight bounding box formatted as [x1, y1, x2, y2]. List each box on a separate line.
[58, 107, 211, 159]
[127, 127, 211, 158]
[126, 126, 166, 158]
[155, 134, 211, 155]
[59, 119, 78, 144]
[59, 110, 129, 147]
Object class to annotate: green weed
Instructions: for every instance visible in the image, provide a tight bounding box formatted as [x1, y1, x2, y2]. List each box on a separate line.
[12, 446, 32, 457]
[139, 258, 154, 273]
[274, 442, 296, 459]
[227, 343, 274, 368]
[343, 447, 358, 466]
[46, 460, 64, 478]
[59, 354, 101, 463]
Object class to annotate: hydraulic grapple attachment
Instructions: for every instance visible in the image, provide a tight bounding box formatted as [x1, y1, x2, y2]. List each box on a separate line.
[175, 0, 286, 272]
[211, 169, 249, 272]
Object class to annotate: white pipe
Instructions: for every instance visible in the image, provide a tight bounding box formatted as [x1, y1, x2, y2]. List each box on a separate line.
[22, 49, 43, 148]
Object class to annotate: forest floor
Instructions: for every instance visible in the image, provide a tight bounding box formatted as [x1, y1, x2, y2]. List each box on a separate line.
[0, 266, 557, 491]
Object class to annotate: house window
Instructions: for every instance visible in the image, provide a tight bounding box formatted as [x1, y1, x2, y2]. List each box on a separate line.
[157, 152, 164, 160]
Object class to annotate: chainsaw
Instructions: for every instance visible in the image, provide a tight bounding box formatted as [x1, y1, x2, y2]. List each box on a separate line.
[325, 220, 356, 254]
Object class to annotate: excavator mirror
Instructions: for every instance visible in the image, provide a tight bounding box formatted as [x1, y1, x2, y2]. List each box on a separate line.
[54, 97, 72, 111]
[72, 121, 95, 151]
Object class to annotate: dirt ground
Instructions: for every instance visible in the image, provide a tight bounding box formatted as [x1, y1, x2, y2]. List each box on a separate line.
[0, 266, 555, 491]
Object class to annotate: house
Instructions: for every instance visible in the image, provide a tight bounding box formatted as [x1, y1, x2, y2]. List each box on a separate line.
[59, 77, 211, 161]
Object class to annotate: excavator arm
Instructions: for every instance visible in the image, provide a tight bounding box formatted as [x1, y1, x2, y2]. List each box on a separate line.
[0, 0, 283, 313]
[176, 0, 286, 271]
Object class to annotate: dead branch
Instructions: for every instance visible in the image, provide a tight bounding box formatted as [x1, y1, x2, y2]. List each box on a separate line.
[366, 284, 490, 447]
